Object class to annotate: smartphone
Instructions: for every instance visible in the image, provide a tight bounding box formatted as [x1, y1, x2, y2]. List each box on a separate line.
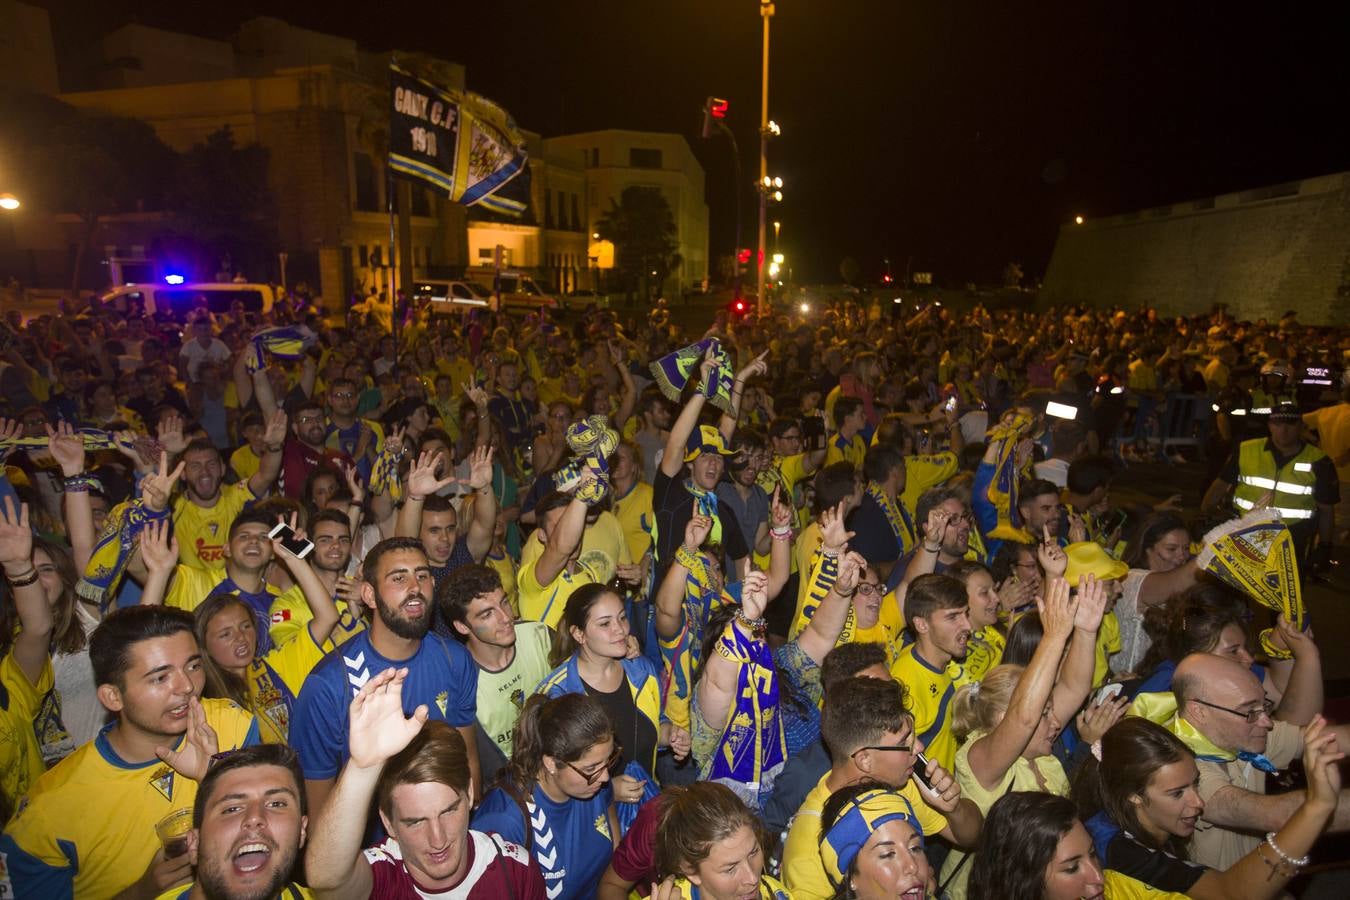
[1094, 682, 1124, 706]
[912, 750, 934, 792]
[801, 416, 827, 452]
[268, 522, 314, 559]
[1044, 400, 1079, 420]
[944, 396, 957, 412]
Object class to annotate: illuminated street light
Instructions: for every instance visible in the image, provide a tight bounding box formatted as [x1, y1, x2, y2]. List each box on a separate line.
[0, 193, 19, 211]
[772, 190, 783, 202]
[765, 120, 781, 136]
[592, 231, 600, 239]
[1074, 215, 1084, 225]
[772, 252, 784, 264]
[799, 301, 810, 314]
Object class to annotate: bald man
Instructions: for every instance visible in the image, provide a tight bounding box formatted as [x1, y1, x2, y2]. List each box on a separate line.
[1170, 654, 1350, 870]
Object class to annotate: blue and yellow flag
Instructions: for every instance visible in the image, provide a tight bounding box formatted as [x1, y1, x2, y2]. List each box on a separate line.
[1195, 508, 1304, 659]
[77, 500, 170, 614]
[649, 338, 736, 414]
[983, 412, 1036, 542]
[243, 326, 315, 374]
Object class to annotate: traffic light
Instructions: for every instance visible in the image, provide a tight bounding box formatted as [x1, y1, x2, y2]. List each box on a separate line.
[701, 97, 729, 138]
[736, 248, 752, 265]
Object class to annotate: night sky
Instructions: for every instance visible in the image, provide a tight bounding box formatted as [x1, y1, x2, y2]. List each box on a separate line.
[45, 1, 1350, 285]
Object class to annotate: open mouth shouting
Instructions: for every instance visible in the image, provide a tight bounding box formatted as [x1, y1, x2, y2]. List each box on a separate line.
[232, 839, 275, 875]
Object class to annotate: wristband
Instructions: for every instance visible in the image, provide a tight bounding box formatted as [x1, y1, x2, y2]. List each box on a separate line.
[63, 473, 100, 493]
[922, 542, 941, 553]
[734, 608, 767, 633]
[6, 568, 40, 588]
[265, 444, 283, 453]
[675, 544, 703, 571]
[770, 527, 794, 542]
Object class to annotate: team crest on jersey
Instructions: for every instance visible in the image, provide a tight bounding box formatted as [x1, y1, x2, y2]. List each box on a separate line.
[593, 813, 612, 842]
[436, 691, 448, 717]
[208, 522, 219, 536]
[510, 688, 525, 709]
[149, 764, 176, 801]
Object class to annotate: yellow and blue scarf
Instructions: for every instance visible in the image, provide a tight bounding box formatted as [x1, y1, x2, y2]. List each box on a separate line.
[649, 338, 737, 413]
[707, 620, 785, 807]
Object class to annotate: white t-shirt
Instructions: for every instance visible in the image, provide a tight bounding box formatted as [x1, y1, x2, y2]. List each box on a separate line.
[1112, 568, 1152, 676]
[1034, 457, 1071, 489]
[179, 337, 231, 382]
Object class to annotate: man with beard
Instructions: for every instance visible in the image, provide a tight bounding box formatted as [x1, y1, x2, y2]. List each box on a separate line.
[888, 486, 974, 592]
[888, 574, 972, 772]
[440, 565, 553, 781]
[290, 538, 479, 818]
[324, 377, 383, 484]
[274, 397, 353, 500]
[396, 445, 496, 597]
[0, 607, 261, 899]
[305, 670, 544, 900]
[163, 744, 310, 900]
[172, 419, 286, 569]
[268, 509, 369, 649]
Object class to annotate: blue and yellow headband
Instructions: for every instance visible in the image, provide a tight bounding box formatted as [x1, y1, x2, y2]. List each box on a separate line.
[819, 787, 924, 885]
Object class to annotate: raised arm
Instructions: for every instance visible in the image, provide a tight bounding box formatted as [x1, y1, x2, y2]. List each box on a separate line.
[1267, 616, 1322, 726]
[1049, 572, 1105, 725]
[966, 575, 1076, 791]
[654, 504, 712, 641]
[717, 350, 768, 442]
[307, 668, 430, 900]
[765, 485, 792, 600]
[271, 516, 339, 647]
[246, 410, 288, 497]
[660, 348, 718, 479]
[46, 422, 95, 571]
[695, 569, 770, 733]
[136, 519, 179, 608]
[0, 499, 54, 684]
[534, 489, 590, 587]
[462, 445, 497, 562]
[797, 549, 865, 665]
[609, 341, 638, 430]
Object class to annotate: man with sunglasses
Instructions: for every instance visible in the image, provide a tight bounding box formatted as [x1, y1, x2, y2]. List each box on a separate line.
[780, 676, 980, 900]
[1170, 653, 1350, 871]
[306, 668, 544, 899]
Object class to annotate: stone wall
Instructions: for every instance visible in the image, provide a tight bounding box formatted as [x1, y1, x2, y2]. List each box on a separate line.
[1041, 172, 1350, 325]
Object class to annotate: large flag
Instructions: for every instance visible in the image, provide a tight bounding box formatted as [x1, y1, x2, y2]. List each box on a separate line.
[1195, 507, 1305, 659]
[388, 64, 529, 217]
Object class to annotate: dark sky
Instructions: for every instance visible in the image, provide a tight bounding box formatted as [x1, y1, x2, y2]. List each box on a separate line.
[49, 1, 1350, 284]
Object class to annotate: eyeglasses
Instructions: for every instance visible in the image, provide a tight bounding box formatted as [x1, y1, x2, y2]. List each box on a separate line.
[1189, 697, 1275, 725]
[856, 582, 882, 597]
[850, 743, 912, 761]
[564, 747, 623, 784]
[295, 414, 324, 424]
[330, 391, 356, 400]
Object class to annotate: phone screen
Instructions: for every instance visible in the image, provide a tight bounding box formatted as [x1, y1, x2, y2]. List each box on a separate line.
[912, 750, 933, 791]
[268, 522, 314, 559]
[801, 417, 828, 452]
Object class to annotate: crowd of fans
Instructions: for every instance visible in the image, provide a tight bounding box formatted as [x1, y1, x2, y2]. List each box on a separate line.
[0, 292, 1348, 900]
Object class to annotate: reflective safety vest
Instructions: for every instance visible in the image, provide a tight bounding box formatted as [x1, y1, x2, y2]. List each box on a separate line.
[1232, 438, 1324, 520]
[1248, 388, 1296, 416]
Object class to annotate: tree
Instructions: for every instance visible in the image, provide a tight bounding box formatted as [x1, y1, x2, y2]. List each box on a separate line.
[595, 186, 679, 302]
[168, 127, 277, 281]
[0, 88, 175, 294]
[839, 256, 860, 286]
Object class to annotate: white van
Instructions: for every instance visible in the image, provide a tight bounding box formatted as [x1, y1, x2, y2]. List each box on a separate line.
[413, 280, 496, 313]
[466, 270, 559, 311]
[98, 283, 276, 318]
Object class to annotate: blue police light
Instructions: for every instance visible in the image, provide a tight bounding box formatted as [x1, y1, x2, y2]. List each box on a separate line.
[164, 274, 186, 285]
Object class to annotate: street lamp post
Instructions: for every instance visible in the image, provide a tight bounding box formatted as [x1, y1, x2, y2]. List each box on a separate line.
[756, 0, 775, 313]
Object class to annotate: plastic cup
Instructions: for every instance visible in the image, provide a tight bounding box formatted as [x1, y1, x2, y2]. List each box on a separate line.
[156, 808, 194, 857]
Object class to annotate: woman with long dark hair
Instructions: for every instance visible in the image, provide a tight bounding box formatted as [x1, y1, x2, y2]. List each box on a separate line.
[1113, 512, 1202, 675]
[967, 792, 1104, 900]
[1071, 716, 1342, 899]
[537, 582, 689, 807]
[472, 692, 619, 900]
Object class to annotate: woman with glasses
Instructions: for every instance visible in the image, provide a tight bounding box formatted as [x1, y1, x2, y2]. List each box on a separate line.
[537, 583, 688, 811]
[473, 692, 620, 900]
[1070, 716, 1342, 899]
[940, 575, 1104, 899]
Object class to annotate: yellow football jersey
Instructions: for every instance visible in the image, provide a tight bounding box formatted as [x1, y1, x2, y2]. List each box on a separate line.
[890, 643, 960, 771]
[0, 698, 259, 899]
[0, 651, 53, 809]
[172, 481, 256, 569]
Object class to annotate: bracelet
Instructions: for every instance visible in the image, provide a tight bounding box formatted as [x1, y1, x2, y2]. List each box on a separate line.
[820, 547, 840, 559]
[922, 542, 942, 553]
[1263, 832, 1310, 868]
[770, 527, 794, 542]
[6, 568, 40, 588]
[63, 473, 99, 493]
[408, 493, 427, 503]
[734, 608, 767, 633]
[265, 444, 283, 453]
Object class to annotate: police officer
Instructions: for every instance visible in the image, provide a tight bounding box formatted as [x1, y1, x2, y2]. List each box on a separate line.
[1202, 403, 1339, 570]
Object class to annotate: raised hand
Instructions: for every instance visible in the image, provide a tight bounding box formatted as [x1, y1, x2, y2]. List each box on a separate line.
[697, 345, 718, 389]
[834, 550, 866, 597]
[1270, 613, 1316, 658]
[1037, 525, 1068, 578]
[1072, 573, 1108, 632]
[139, 518, 179, 576]
[140, 451, 187, 513]
[155, 697, 219, 781]
[407, 449, 457, 498]
[769, 483, 794, 530]
[922, 506, 951, 549]
[157, 414, 188, 456]
[270, 511, 309, 562]
[463, 383, 489, 409]
[1301, 715, 1344, 810]
[996, 575, 1034, 613]
[1066, 510, 1088, 544]
[262, 409, 288, 448]
[0, 496, 33, 567]
[741, 569, 770, 621]
[683, 500, 713, 551]
[1077, 694, 1129, 744]
[735, 348, 770, 383]
[45, 421, 86, 477]
[344, 463, 366, 504]
[1038, 576, 1078, 642]
[347, 667, 429, 770]
[464, 444, 495, 491]
[820, 500, 856, 553]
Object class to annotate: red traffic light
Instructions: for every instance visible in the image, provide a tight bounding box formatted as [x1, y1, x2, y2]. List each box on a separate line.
[882, 273, 893, 284]
[710, 98, 728, 119]
[737, 248, 752, 265]
[734, 300, 746, 312]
